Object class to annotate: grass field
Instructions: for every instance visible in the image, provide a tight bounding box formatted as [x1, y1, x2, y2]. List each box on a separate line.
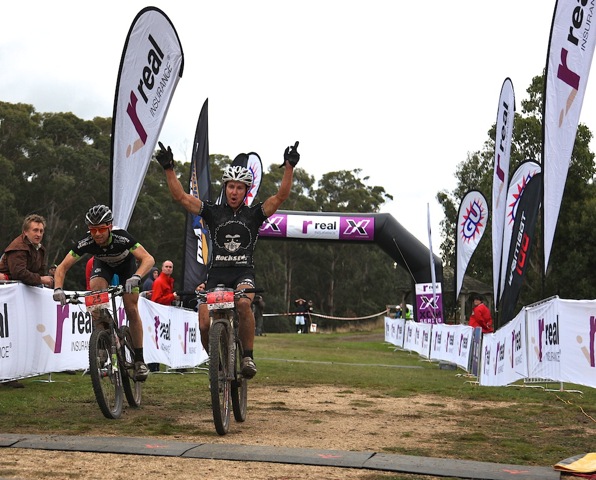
[0, 329, 594, 475]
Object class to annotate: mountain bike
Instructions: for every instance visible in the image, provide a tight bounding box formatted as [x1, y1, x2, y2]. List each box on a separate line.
[66, 285, 141, 419]
[193, 285, 263, 435]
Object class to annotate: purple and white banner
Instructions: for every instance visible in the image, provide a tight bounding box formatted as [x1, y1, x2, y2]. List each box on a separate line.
[402, 320, 432, 358]
[543, 0, 596, 272]
[455, 190, 488, 299]
[111, 7, 184, 228]
[479, 309, 528, 387]
[492, 78, 515, 307]
[415, 282, 443, 324]
[260, 213, 375, 241]
[429, 323, 475, 371]
[0, 283, 206, 381]
[384, 316, 405, 349]
[527, 298, 596, 388]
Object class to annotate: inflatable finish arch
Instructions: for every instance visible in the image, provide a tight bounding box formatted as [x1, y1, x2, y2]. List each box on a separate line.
[259, 210, 443, 284]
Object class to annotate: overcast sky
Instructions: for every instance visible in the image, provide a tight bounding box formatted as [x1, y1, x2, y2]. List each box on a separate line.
[3, 1, 592, 251]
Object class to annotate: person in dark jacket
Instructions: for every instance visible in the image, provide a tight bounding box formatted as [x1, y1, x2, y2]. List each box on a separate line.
[0, 214, 54, 288]
[142, 267, 159, 298]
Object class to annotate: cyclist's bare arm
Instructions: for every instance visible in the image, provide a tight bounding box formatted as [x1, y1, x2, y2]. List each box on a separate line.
[53, 253, 79, 289]
[131, 245, 155, 279]
[165, 168, 202, 214]
[263, 163, 295, 217]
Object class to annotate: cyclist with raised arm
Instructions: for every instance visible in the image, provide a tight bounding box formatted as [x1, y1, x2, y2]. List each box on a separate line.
[156, 141, 299, 378]
[52, 205, 155, 381]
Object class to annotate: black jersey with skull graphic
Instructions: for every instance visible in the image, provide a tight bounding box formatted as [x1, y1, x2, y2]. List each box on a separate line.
[199, 201, 268, 268]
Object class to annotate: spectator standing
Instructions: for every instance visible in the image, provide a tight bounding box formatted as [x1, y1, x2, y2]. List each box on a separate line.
[0, 214, 54, 289]
[142, 267, 159, 294]
[151, 260, 178, 306]
[469, 294, 494, 334]
[294, 298, 308, 334]
[146, 262, 176, 373]
[252, 295, 265, 336]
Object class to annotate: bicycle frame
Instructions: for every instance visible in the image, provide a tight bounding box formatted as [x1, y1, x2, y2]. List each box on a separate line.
[207, 289, 239, 382]
[67, 285, 141, 419]
[195, 285, 262, 435]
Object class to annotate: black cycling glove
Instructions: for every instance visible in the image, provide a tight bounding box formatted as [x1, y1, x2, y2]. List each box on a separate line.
[279, 141, 300, 168]
[156, 141, 175, 170]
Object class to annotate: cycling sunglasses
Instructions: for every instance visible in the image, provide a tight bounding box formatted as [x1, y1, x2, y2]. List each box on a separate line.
[89, 225, 110, 234]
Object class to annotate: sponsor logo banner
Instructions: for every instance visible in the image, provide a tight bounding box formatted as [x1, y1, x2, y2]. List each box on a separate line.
[112, 7, 184, 229]
[260, 214, 374, 241]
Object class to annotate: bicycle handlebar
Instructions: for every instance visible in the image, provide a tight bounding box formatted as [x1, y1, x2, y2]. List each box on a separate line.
[65, 285, 125, 304]
[178, 287, 264, 298]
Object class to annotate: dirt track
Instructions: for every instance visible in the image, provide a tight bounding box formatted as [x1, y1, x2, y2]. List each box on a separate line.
[0, 384, 511, 480]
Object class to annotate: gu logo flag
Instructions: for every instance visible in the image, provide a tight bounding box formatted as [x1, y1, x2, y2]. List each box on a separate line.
[492, 78, 515, 307]
[216, 153, 263, 206]
[111, 7, 184, 228]
[455, 190, 488, 300]
[498, 161, 541, 303]
[182, 99, 211, 294]
[543, 0, 596, 272]
[499, 172, 542, 327]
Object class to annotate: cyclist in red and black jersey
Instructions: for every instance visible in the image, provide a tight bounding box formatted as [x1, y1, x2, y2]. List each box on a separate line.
[52, 205, 155, 381]
[156, 141, 299, 379]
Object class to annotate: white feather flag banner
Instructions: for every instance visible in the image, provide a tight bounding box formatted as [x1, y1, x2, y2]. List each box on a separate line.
[111, 7, 184, 229]
[492, 78, 515, 307]
[543, 0, 596, 271]
[455, 190, 488, 300]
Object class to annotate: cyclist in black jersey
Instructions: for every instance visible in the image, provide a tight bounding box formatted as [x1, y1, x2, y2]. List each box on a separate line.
[52, 205, 155, 381]
[156, 141, 300, 378]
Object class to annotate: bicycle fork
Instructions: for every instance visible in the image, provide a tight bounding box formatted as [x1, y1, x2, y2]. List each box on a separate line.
[213, 315, 236, 382]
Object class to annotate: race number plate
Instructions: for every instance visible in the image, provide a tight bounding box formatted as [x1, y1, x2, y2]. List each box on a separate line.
[206, 290, 235, 310]
[85, 292, 110, 312]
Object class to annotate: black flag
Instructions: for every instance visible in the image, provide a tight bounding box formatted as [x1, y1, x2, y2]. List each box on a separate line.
[181, 98, 211, 299]
[499, 172, 542, 327]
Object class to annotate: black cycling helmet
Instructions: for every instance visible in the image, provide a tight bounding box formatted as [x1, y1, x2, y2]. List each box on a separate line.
[85, 205, 113, 226]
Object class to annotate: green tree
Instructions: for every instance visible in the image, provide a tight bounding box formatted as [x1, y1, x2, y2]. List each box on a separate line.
[0, 100, 411, 323]
[437, 74, 596, 319]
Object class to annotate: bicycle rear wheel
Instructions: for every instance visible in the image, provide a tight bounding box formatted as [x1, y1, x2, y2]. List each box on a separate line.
[119, 326, 142, 408]
[89, 328, 123, 419]
[231, 338, 247, 422]
[209, 321, 231, 435]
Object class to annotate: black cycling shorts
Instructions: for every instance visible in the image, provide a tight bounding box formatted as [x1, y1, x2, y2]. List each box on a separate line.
[90, 255, 137, 285]
[205, 267, 255, 291]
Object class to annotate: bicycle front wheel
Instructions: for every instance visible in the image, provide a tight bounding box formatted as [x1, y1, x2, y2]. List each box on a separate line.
[209, 321, 231, 435]
[89, 328, 123, 419]
[119, 326, 142, 408]
[231, 338, 247, 422]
